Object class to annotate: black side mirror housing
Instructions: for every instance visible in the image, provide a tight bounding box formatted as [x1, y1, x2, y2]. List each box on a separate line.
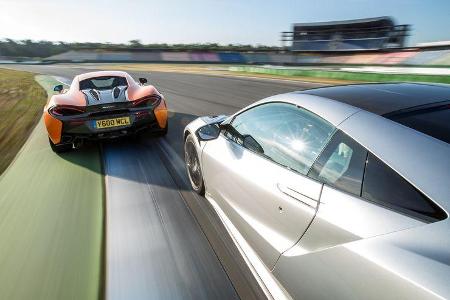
[196, 123, 221, 141]
[53, 84, 63, 93]
[139, 78, 148, 85]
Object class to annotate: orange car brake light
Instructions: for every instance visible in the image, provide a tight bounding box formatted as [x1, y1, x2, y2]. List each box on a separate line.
[132, 94, 161, 107]
[49, 105, 86, 117]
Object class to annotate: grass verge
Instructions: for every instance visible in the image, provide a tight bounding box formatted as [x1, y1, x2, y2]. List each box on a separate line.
[229, 66, 450, 84]
[0, 68, 47, 174]
[0, 76, 103, 300]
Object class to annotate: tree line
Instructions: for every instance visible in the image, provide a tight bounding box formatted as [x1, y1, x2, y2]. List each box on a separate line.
[0, 39, 280, 58]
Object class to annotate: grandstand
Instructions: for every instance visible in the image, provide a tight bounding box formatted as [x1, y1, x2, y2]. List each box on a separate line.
[40, 15, 449, 67]
[282, 17, 410, 52]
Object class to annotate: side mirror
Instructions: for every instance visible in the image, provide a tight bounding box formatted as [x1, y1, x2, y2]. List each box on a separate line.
[243, 135, 264, 154]
[53, 84, 63, 93]
[139, 78, 148, 85]
[196, 123, 221, 141]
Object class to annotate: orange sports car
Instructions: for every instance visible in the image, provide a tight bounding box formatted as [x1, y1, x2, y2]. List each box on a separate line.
[43, 71, 168, 152]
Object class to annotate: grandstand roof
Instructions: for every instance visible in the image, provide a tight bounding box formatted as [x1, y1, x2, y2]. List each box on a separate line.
[286, 16, 409, 52]
[294, 16, 394, 29]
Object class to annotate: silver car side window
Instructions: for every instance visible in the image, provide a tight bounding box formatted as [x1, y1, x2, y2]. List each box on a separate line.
[362, 153, 447, 222]
[309, 131, 447, 222]
[308, 130, 368, 196]
[230, 102, 335, 175]
[319, 143, 354, 183]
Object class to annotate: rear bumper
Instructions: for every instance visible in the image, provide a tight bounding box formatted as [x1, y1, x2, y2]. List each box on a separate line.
[45, 107, 166, 144]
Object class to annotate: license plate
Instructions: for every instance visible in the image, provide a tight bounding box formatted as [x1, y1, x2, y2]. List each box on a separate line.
[95, 117, 131, 129]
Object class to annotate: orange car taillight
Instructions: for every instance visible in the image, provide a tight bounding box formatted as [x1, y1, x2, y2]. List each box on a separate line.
[132, 95, 161, 107]
[49, 105, 86, 117]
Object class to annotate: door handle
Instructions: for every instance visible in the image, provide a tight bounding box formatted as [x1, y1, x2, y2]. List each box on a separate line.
[277, 183, 319, 209]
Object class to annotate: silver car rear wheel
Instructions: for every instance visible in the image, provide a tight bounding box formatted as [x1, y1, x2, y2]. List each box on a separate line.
[184, 134, 205, 195]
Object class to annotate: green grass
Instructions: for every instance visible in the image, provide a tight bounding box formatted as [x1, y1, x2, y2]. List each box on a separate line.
[0, 68, 48, 174]
[0, 76, 103, 300]
[229, 66, 450, 84]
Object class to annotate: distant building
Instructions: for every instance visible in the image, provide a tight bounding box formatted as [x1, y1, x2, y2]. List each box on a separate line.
[282, 17, 410, 52]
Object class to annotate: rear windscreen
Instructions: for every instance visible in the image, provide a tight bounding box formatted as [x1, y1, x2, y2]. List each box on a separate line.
[79, 76, 127, 90]
[391, 105, 450, 144]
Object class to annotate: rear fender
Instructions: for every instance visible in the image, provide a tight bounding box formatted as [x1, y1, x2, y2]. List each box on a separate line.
[43, 111, 63, 144]
[154, 98, 168, 129]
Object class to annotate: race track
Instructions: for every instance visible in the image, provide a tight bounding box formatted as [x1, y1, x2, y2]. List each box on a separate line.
[3, 64, 322, 299]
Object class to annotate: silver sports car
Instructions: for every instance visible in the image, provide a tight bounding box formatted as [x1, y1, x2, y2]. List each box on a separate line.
[183, 83, 450, 299]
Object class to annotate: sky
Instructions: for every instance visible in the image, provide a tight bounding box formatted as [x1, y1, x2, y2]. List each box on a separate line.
[0, 0, 449, 46]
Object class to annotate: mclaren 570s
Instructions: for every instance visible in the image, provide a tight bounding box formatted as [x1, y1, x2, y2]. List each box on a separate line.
[44, 71, 168, 152]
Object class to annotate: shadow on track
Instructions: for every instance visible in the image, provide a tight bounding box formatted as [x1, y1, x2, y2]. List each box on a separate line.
[100, 111, 239, 299]
[103, 111, 198, 186]
[141, 111, 199, 158]
[58, 111, 198, 187]
[56, 143, 101, 172]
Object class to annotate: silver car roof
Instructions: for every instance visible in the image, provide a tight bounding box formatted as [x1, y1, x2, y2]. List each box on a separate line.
[252, 93, 450, 212]
[297, 83, 450, 115]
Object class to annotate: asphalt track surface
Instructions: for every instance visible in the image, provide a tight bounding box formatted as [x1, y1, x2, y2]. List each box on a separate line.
[3, 64, 322, 299]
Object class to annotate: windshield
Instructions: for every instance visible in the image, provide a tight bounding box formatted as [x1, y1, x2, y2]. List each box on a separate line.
[390, 105, 450, 144]
[79, 76, 128, 90]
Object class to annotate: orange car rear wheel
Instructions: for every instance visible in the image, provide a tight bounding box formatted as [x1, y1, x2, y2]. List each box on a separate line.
[155, 122, 168, 137]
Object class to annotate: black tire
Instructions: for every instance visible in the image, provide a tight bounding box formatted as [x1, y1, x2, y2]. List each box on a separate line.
[184, 134, 205, 195]
[49, 138, 72, 153]
[156, 123, 168, 137]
